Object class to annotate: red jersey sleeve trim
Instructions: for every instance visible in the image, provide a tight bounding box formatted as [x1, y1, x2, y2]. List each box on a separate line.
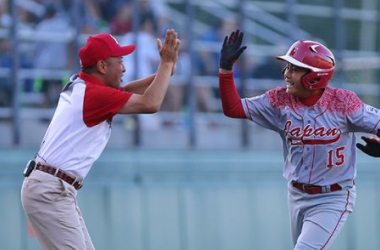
[83, 84, 132, 127]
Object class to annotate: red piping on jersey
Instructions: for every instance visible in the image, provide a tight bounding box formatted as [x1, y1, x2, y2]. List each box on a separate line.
[290, 96, 303, 119]
[308, 94, 334, 183]
[370, 117, 380, 133]
[308, 146, 316, 184]
[321, 190, 350, 250]
[244, 98, 254, 120]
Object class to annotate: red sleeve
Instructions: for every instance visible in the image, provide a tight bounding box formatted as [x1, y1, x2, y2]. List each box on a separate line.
[83, 85, 132, 127]
[219, 72, 246, 118]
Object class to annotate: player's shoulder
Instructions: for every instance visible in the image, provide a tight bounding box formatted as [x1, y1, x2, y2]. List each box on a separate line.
[326, 86, 359, 101]
[84, 79, 123, 94]
[324, 86, 363, 114]
[266, 86, 287, 95]
[62, 75, 85, 95]
[265, 87, 292, 108]
[82, 79, 131, 107]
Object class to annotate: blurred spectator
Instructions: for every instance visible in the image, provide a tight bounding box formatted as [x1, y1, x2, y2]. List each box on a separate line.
[0, 37, 34, 107]
[251, 44, 287, 80]
[109, 3, 133, 35]
[66, 0, 110, 34]
[244, 44, 287, 97]
[17, 6, 37, 93]
[120, 16, 161, 130]
[154, 6, 186, 116]
[0, 39, 11, 107]
[195, 17, 239, 113]
[120, 16, 159, 84]
[82, 0, 107, 33]
[33, 4, 73, 108]
[0, 4, 36, 93]
[60, 0, 123, 27]
[138, 0, 158, 25]
[0, 0, 10, 28]
[162, 41, 191, 112]
[97, 0, 126, 22]
[252, 56, 286, 80]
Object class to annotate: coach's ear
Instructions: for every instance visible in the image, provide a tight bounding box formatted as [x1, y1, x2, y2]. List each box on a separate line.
[96, 60, 108, 75]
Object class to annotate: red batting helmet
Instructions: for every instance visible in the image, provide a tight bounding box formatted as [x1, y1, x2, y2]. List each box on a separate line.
[277, 40, 335, 90]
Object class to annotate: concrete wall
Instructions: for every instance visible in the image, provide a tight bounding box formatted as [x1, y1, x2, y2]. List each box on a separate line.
[1, 149, 380, 250]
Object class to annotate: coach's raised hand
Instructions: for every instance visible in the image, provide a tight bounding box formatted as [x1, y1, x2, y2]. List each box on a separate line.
[157, 29, 180, 66]
[219, 29, 247, 71]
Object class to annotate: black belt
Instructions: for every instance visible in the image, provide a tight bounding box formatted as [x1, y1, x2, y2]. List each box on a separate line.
[35, 163, 83, 190]
[292, 181, 341, 195]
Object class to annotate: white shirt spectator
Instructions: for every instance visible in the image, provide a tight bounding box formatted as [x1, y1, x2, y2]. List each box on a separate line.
[120, 30, 159, 84]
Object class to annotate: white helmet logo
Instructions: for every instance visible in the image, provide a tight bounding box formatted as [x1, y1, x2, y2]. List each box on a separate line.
[310, 45, 319, 53]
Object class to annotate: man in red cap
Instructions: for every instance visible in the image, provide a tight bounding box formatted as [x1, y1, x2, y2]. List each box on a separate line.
[21, 29, 180, 249]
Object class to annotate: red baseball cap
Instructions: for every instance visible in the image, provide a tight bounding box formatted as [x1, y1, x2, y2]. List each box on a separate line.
[79, 33, 135, 68]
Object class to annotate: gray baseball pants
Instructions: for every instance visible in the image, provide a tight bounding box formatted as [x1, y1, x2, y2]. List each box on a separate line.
[288, 181, 356, 250]
[21, 170, 95, 250]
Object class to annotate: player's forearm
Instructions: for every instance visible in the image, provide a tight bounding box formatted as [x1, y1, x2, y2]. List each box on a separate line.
[123, 74, 156, 94]
[219, 71, 246, 118]
[219, 68, 233, 74]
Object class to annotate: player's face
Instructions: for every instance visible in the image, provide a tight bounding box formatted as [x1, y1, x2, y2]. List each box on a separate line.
[283, 63, 319, 98]
[104, 57, 125, 89]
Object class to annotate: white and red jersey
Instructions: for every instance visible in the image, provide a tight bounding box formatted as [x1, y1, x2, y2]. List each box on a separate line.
[242, 86, 380, 186]
[37, 72, 132, 178]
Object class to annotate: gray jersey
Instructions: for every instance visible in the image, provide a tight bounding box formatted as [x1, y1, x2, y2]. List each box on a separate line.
[242, 86, 380, 186]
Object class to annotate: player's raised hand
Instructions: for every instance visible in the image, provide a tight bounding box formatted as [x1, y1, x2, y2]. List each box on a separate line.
[219, 29, 247, 70]
[356, 130, 380, 157]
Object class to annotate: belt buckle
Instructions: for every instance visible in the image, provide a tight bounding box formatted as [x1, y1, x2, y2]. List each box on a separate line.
[322, 185, 331, 193]
[302, 184, 312, 192]
[302, 184, 321, 194]
[53, 167, 60, 177]
[72, 177, 83, 190]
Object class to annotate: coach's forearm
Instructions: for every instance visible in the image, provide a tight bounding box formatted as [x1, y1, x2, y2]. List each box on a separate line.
[123, 74, 156, 94]
[140, 62, 173, 111]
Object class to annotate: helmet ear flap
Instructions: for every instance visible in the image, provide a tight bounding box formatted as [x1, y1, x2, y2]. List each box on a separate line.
[301, 72, 314, 90]
[301, 70, 331, 90]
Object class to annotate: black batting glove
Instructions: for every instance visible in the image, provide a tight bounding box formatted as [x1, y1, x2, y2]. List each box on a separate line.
[219, 29, 247, 70]
[356, 130, 380, 157]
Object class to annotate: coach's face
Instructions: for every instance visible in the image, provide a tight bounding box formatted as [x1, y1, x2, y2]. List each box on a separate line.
[283, 63, 319, 98]
[103, 56, 126, 89]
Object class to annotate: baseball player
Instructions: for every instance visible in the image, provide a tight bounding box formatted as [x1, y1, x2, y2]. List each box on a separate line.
[21, 29, 180, 249]
[218, 29, 380, 249]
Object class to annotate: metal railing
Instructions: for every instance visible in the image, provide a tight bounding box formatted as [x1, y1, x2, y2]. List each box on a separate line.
[1, 0, 380, 148]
